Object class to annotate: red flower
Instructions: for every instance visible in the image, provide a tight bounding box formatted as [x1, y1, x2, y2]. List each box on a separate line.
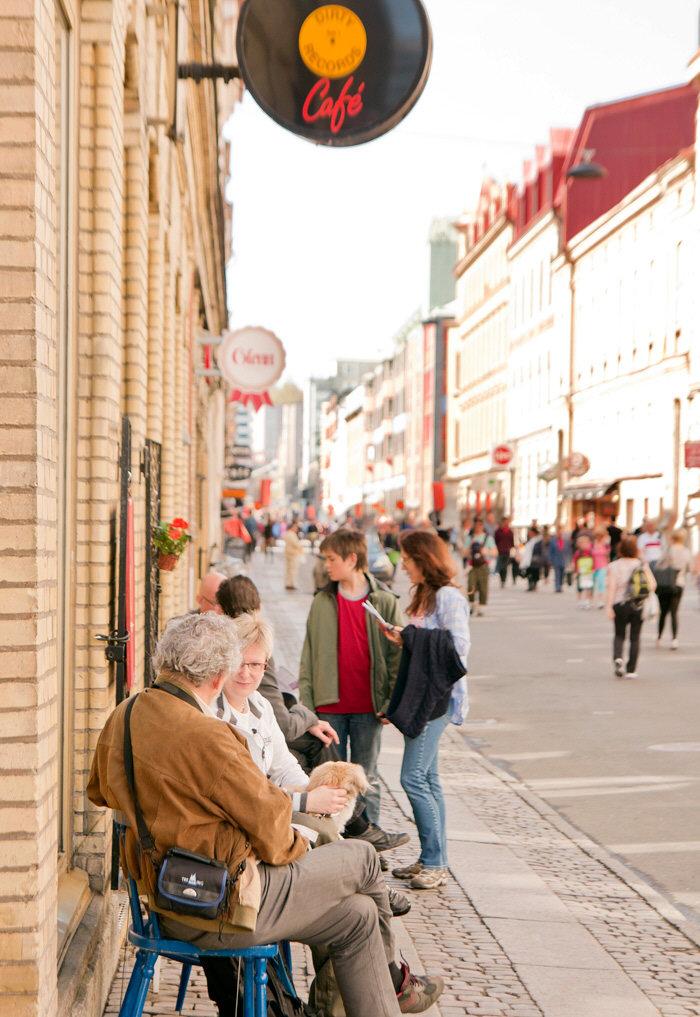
[168, 526, 183, 540]
[172, 517, 189, 529]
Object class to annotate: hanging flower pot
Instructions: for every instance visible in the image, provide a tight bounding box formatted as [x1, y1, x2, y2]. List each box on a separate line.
[152, 517, 192, 572]
[157, 552, 180, 572]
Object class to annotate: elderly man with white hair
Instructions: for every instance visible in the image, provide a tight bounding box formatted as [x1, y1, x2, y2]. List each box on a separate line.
[88, 613, 443, 1017]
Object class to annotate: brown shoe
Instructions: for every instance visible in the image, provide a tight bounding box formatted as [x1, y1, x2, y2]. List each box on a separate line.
[392, 860, 422, 880]
[396, 962, 445, 1013]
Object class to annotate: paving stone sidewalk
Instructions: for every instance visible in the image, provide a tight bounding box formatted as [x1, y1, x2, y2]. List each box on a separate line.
[104, 550, 700, 1016]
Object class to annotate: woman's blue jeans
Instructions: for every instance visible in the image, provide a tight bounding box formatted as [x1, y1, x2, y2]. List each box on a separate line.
[400, 714, 450, 868]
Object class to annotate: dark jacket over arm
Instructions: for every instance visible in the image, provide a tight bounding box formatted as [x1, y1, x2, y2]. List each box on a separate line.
[386, 626, 466, 739]
[258, 656, 318, 743]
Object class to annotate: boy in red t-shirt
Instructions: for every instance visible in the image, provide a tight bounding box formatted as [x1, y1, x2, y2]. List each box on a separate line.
[300, 529, 404, 841]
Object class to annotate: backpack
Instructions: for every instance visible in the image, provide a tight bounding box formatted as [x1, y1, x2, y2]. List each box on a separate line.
[624, 563, 651, 609]
[470, 541, 486, 568]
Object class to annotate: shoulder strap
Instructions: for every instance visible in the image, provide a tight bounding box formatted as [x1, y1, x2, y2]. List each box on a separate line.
[157, 680, 203, 712]
[123, 695, 156, 853]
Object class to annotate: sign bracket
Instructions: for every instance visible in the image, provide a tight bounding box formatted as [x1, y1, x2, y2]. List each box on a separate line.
[178, 63, 241, 83]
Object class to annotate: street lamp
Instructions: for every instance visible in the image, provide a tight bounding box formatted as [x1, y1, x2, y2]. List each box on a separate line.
[566, 148, 607, 179]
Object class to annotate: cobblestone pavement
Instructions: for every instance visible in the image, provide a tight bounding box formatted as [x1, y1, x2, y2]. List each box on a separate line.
[104, 549, 700, 1016]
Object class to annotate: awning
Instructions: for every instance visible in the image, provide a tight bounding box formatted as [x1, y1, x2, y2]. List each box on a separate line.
[561, 480, 615, 501]
[561, 473, 662, 501]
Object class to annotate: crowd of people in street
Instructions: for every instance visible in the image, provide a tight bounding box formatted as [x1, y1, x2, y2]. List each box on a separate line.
[86, 487, 700, 1016]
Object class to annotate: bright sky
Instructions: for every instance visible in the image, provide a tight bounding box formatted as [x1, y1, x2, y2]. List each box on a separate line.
[225, 0, 698, 383]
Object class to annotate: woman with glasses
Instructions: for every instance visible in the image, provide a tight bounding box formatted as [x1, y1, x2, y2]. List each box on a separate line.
[215, 613, 347, 819]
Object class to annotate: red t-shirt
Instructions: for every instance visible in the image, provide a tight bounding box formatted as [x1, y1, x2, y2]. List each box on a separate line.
[318, 591, 374, 715]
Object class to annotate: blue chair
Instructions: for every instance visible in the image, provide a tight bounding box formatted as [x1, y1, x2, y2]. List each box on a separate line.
[115, 823, 296, 1017]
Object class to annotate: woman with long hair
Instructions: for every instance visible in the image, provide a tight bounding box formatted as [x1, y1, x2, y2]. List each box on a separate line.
[605, 534, 656, 678]
[385, 530, 470, 890]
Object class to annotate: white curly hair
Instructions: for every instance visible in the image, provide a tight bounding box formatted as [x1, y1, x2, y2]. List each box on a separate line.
[152, 613, 242, 687]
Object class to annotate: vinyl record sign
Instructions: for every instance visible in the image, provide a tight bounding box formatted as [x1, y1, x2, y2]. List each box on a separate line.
[236, 0, 432, 146]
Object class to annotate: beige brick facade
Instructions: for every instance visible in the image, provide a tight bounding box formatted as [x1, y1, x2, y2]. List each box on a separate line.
[0, 1, 238, 1014]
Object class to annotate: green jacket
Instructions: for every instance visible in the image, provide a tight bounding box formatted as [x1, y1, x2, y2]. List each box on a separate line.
[299, 573, 404, 715]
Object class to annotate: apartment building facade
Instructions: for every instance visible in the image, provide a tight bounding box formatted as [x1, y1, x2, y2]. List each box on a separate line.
[447, 181, 513, 517]
[0, 1, 237, 1014]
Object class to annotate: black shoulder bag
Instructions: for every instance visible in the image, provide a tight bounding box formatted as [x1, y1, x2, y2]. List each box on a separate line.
[123, 690, 233, 921]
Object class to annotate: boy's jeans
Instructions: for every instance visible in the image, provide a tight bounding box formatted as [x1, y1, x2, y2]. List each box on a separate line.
[323, 712, 383, 824]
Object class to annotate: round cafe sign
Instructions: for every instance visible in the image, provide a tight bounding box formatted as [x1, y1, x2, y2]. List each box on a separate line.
[236, 0, 432, 147]
[217, 327, 286, 408]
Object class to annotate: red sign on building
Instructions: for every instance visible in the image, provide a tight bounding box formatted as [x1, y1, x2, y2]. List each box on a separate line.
[492, 444, 514, 468]
[684, 441, 700, 468]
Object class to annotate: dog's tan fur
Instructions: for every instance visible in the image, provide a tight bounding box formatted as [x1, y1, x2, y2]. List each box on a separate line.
[303, 761, 369, 834]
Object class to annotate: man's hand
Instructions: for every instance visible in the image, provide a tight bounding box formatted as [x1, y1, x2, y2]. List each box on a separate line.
[607, 607, 615, 620]
[306, 786, 348, 815]
[307, 720, 339, 746]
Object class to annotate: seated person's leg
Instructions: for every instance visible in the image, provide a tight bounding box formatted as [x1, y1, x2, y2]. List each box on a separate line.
[163, 840, 442, 1017]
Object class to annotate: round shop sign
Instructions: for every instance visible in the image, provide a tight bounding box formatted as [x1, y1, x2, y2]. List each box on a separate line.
[492, 444, 514, 468]
[565, 452, 590, 478]
[236, 0, 433, 147]
[217, 327, 286, 392]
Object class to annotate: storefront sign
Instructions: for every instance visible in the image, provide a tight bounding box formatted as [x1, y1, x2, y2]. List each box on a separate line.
[236, 0, 432, 147]
[685, 441, 700, 468]
[564, 452, 590, 477]
[492, 444, 514, 468]
[217, 327, 286, 410]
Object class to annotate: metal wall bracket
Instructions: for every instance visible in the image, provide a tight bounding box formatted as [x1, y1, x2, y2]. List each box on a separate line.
[95, 631, 130, 665]
[178, 63, 241, 84]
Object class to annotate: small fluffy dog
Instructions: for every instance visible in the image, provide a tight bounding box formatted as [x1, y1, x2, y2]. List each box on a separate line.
[305, 761, 369, 834]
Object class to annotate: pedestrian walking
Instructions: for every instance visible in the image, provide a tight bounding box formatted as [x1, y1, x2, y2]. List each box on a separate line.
[607, 515, 622, 561]
[520, 526, 542, 591]
[591, 527, 611, 608]
[494, 516, 515, 588]
[548, 524, 572, 592]
[655, 530, 692, 649]
[464, 518, 495, 615]
[262, 515, 274, 554]
[539, 526, 553, 584]
[283, 520, 304, 590]
[573, 533, 595, 608]
[637, 518, 663, 569]
[242, 510, 258, 560]
[299, 529, 404, 826]
[382, 530, 470, 890]
[605, 535, 656, 678]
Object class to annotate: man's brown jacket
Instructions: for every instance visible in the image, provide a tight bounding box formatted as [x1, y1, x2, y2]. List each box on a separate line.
[87, 675, 307, 932]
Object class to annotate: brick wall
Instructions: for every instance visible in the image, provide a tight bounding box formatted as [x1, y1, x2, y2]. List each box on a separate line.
[0, 0, 60, 1011]
[0, 0, 232, 1012]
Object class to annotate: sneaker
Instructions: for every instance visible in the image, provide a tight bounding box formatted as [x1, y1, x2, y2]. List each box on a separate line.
[396, 962, 445, 1013]
[409, 867, 448, 890]
[614, 658, 625, 678]
[388, 887, 411, 917]
[671, 638, 679, 650]
[392, 860, 422, 880]
[352, 823, 410, 853]
[624, 672, 638, 679]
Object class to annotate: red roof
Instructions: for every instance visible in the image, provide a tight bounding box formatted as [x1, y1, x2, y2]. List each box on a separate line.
[558, 83, 697, 243]
[511, 128, 574, 243]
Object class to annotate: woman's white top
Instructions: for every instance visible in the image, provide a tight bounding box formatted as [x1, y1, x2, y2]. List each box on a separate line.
[216, 690, 309, 808]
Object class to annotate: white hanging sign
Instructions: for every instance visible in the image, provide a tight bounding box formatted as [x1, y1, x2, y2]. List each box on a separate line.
[217, 327, 286, 409]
